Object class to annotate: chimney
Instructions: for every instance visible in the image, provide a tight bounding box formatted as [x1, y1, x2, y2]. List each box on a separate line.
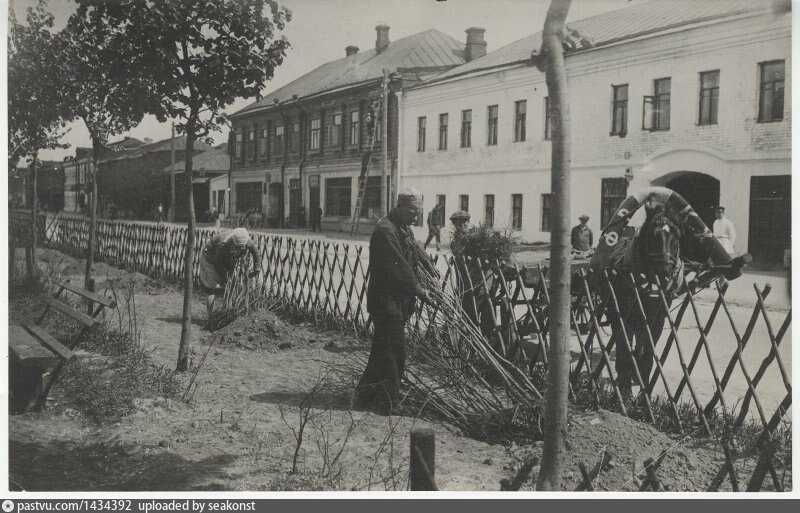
[465, 27, 487, 62]
[346, 45, 359, 57]
[375, 25, 390, 53]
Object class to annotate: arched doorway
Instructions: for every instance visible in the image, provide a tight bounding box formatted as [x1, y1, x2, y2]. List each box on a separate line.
[662, 172, 720, 228]
[654, 171, 720, 262]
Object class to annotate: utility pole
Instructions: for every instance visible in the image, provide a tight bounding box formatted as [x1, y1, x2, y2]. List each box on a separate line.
[170, 122, 176, 222]
[381, 69, 390, 215]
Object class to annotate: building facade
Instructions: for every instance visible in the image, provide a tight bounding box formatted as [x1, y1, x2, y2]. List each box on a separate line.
[401, 0, 790, 264]
[229, 26, 480, 232]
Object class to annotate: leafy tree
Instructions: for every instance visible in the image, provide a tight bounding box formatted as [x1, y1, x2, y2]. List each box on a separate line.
[7, 0, 70, 274]
[133, 0, 291, 371]
[56, 0, 164, 290]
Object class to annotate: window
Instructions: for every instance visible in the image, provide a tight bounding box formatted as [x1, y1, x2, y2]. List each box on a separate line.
[484, 194, 494, 228]
[514, 100, 527, 142]
[601, 178, 628, 229]
[611, 84, 628, 136]
[258, 126, 268, 158]
[290, 121, 300, 152]
[438, 113, 448, 151]
[758, 60, 784, 122]
[643, 78, 671, 131]
[325, 177, 352, 217]
[234, 129, 243, 160]
[698, 71, 719, 126]
[459, 194, 469, 212]
[274, 125, 284, 156]
[487, 105, 498, 145]
[544, 97, 551, 140]
[361, 176, 382, 217]
[310, 118, 321, 150]
[435, 194, 446, 225]
[349, 111, 360, 145]
[460, 110, 472, 148]
[417, 117, 426, 152]
[541, 194, 552, 232]
[247, 127, 255, 160]
[236, 182, 261, 213]
[512, 194, 523, 230]
[326, 113, 342, 147]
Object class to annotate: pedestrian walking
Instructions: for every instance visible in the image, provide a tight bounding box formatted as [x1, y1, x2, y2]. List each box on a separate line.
[298, 205, 307, 229]
[199, 228, 261, 325]
[356, 190, 430, 413]
[310, 205, 323, 232]
[713, 206, 736, 255]
[423, 202, 444, 251]
[157, 202, 165, 224]
[571, 214, 593, 253]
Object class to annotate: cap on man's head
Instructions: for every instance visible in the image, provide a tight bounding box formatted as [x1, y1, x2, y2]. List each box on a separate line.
[450, 210, 471, 221]
[397, 189, 423, 210]
[579, 214, 590, 221]
[232, 228, 250, 248]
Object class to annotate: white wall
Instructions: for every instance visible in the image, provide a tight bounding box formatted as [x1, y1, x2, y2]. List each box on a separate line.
[401, 11, 791, 249]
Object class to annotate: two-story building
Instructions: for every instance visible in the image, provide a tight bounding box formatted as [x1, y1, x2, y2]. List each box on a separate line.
[228, 25, 483, 232]
[401, 0, 790, 265]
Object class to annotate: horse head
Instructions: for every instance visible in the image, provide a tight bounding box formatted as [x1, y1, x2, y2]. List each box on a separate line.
[640, 200, 682, 289]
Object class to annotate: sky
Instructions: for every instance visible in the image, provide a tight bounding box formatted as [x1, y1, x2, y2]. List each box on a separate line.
[6, 0, 651, 162]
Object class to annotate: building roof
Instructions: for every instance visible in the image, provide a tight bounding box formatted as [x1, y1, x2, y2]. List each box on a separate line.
[104, 135, 212, 163]
[166, 144, 229, 174]
[232, 28, 466, 117]
[428, 0, 771, 84]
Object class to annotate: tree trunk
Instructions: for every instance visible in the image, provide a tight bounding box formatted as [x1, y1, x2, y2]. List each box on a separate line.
[85, 138, 101, 290]
[177, 128, 197, 371]
[536, 0, 573, 492]
[29, 152, 38, 279]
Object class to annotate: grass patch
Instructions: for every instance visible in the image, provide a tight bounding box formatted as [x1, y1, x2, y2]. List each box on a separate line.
[58, 326, 181, 424]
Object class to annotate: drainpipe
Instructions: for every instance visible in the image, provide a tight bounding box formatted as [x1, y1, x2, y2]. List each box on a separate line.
[292, 97, 309, 221]
[395, 89, 404, 204]
[280, 108, 290, 229]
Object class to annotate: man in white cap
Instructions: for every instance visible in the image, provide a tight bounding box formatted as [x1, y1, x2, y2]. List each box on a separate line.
[713, 206, 736, 256]
[199, 227, 261, 323]
[356, 189, 430, 413]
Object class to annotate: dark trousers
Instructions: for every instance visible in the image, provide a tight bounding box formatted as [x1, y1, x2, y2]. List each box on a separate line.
[356, 319, 406, 412]
[424, 227, 441, 249]
[311, 219, 322, 232]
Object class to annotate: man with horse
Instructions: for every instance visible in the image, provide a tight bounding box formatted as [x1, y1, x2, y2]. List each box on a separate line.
[589, 187, 746, 395]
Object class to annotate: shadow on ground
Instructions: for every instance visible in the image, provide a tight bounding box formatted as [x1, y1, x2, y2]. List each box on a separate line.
[9, 439, 238, 491]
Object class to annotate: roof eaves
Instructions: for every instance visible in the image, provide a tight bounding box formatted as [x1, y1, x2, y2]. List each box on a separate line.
[418, 6, 767, 89]
[230, 77, 384, 119]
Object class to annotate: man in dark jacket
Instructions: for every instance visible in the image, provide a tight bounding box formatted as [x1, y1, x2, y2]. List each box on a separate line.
[356, 190, 430, 413]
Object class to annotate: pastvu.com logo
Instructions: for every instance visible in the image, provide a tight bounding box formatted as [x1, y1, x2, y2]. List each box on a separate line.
[2, 499, 15, 512]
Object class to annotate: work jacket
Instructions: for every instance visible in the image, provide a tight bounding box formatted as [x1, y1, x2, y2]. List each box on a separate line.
[367, 211, 423, 321]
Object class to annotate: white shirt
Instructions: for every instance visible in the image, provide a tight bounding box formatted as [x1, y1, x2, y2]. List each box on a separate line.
[713, 217, 736, 254]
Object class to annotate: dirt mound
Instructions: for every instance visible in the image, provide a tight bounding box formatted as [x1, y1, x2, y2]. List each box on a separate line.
[211, 309, 294, 352]
[210, 308, 352, 353]
[508, 408, 727, 491]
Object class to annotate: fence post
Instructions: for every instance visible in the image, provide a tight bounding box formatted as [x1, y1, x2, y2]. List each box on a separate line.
[410, 427, 437, 491]
[86, 278, 96, 315]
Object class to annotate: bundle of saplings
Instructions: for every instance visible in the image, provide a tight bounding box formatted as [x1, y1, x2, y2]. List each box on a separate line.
[450, 224, 517, 262]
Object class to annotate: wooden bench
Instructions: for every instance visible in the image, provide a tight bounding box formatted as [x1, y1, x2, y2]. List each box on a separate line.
[9, 279, 117, 413]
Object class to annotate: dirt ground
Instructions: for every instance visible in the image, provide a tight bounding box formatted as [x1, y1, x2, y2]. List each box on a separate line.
[6, 248, 789, 492]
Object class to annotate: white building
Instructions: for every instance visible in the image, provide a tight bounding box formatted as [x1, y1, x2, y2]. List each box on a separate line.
[401, 0, 790, 265]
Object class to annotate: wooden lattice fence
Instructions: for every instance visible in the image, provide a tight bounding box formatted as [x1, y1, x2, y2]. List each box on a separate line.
[37, 213, 791, 490]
